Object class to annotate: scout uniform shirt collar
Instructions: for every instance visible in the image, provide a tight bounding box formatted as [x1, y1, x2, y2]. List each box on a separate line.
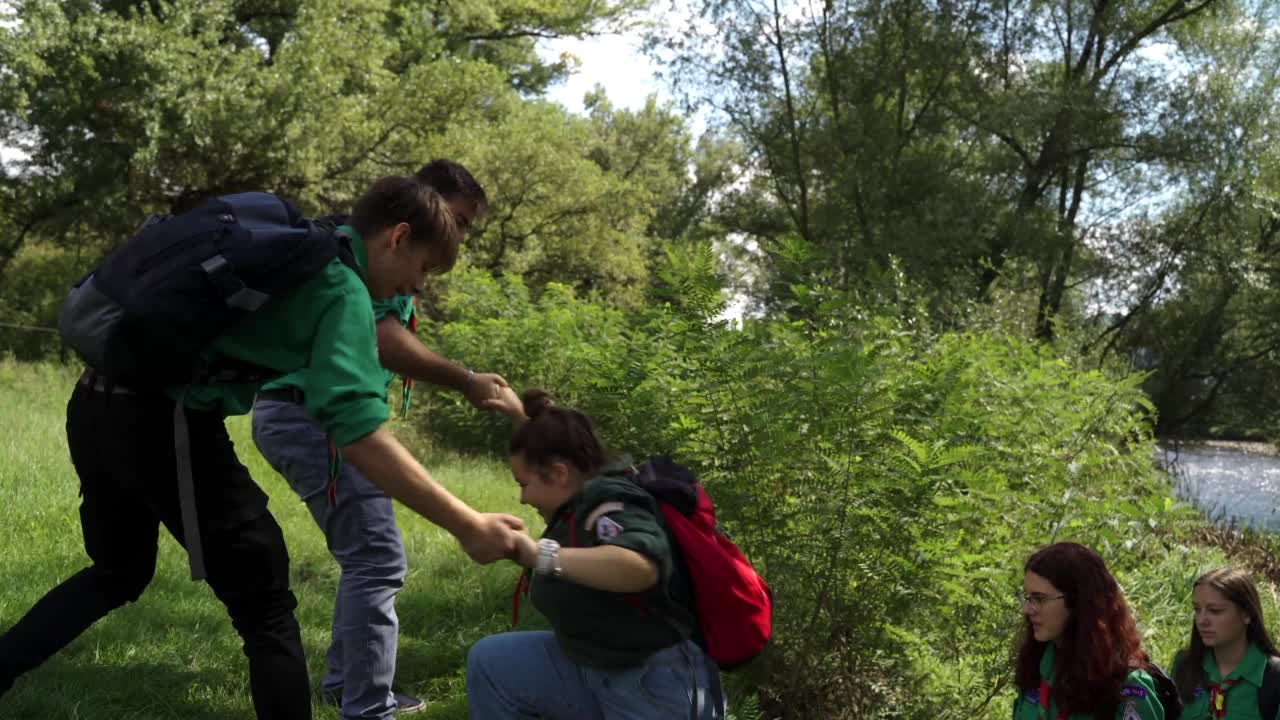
[1040, 642, 1057, 686]
[1033, 643, 1069, 720]
[1203, 641, 1267, 688]
[543, 457, 638, 535]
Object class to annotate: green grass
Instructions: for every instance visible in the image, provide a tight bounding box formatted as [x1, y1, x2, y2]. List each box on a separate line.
[0, 359, 546, 719]
[14, 357, 1280, 720]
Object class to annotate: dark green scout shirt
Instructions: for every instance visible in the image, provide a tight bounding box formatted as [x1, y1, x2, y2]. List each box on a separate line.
[169, 229, 388, 446]
[1012, 643, 1164, 720]
[530, 471, 696, 669]
[1173, 643, 1275, 720]
[263, 225, 417, 398]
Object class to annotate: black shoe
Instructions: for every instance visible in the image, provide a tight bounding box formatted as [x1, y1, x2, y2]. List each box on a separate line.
[392, 693, 427, 715]
[319, 687, 427, 716]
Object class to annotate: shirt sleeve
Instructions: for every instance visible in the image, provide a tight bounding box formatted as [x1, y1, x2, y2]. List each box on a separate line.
[300, 287, 389, 446]
[580, 479, 674, 580]
[1115, 672, 1165, 720]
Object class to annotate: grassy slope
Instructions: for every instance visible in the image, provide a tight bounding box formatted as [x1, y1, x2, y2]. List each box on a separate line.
[0, 360, 546, 720]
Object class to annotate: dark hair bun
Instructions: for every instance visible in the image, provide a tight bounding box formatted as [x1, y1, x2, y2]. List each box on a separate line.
[521, 388, 555, 421]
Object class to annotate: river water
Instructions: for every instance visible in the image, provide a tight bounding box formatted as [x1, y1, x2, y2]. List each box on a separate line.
[1160, 443, 1280, 531]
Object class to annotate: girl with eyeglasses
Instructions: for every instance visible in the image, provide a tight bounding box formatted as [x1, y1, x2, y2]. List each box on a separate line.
[1171, 568, 1280, 720]
[1013, 542, 1166, 720]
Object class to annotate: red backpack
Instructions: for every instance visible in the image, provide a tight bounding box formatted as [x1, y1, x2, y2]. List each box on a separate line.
[610, 457, 773, 670]
[511, 457, 773, 670]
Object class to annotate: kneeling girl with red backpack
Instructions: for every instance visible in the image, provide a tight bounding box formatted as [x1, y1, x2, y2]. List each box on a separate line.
[466, 389, 770, 720]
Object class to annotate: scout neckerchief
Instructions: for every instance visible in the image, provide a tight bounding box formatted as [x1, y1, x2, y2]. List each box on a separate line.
[1038, 678, 1068, 720]
[399, 308, 417, 417]
[1207, 676, 1240, 719]
[510, 505, 578, 627]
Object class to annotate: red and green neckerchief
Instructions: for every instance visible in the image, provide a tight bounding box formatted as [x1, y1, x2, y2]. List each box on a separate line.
[1207, 677, 1239, 719]
[399, 310, 417, 417]
[1038, 679, 1068, 720]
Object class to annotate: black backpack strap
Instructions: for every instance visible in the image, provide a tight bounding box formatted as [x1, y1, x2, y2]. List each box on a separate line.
[679, 642, 725, 720]
[613, 457, 698, 515]
[173, 387, 207, 582]
[1260, 656, 1280, 720]
[333, 226, 362, 278]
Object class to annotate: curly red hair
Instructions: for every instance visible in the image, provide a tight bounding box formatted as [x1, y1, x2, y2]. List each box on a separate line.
[1014, 542, 1147, 715]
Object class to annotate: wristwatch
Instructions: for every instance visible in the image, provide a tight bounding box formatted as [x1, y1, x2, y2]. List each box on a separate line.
[535, 538, 563, 577]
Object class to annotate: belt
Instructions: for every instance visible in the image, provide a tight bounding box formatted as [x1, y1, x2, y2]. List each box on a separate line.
[257, 387, 304, 404]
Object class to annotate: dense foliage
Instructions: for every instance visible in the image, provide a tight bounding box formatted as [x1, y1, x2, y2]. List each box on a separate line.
[6, 0, 1280, 717]
[409, 255, 1220, 718]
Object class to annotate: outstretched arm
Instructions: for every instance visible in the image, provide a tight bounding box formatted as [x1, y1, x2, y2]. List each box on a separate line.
[376, 317, 507, 408]
[343, 427, 525, 563]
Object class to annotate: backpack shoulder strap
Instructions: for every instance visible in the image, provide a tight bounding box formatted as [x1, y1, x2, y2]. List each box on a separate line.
[1259, 655, 1280, 720]
[332, 226, 361, 277]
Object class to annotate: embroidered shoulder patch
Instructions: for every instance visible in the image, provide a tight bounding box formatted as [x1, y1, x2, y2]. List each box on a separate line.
[1122, 700, 1141, 720]
[584, 501, 625, 533]
[1120, 686, 1149, 699]
[595, 516, 625, 540]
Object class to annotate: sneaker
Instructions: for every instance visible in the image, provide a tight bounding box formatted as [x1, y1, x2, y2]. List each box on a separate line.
[392, 692, 427, 715]
[318, 687, 427, 716]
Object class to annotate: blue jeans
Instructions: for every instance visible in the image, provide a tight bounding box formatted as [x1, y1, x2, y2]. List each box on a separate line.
[466, 631, 724, 720]
[252, 398, 407, 720]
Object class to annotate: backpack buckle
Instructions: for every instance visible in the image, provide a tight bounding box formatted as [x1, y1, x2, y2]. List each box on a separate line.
[200, 255, 270, 311]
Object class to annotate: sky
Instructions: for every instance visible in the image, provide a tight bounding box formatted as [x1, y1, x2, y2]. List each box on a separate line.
[536, 29, 668, 114]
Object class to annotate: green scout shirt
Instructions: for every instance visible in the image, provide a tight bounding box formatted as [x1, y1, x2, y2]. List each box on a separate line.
[530, 468, 696, 670]
[1012, 643, 1165, 720]
[1173, 643, 1275, 720]
[261, 226, 416, 397]
[171, 228, 388, 446]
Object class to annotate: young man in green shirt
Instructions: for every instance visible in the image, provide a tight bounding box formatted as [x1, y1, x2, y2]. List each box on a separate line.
[252, 160, 509, 718]
[0, 175, 523, 720]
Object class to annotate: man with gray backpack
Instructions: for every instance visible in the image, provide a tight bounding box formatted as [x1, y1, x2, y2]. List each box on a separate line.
[0, 174, 524, 719]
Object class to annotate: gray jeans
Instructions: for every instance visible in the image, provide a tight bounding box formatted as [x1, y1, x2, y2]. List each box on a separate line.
[252, 398, 407, 720]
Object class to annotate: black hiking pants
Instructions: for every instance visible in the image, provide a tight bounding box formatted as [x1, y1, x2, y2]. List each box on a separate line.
[0, 379, 311, 719]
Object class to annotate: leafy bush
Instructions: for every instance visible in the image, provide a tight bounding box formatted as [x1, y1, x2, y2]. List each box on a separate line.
[0, 242, 81, 360]
[413, 251, 1212, 719]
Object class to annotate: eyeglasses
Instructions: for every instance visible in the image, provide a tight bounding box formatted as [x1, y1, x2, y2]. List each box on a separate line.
[1018, 591, 1066, 611]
